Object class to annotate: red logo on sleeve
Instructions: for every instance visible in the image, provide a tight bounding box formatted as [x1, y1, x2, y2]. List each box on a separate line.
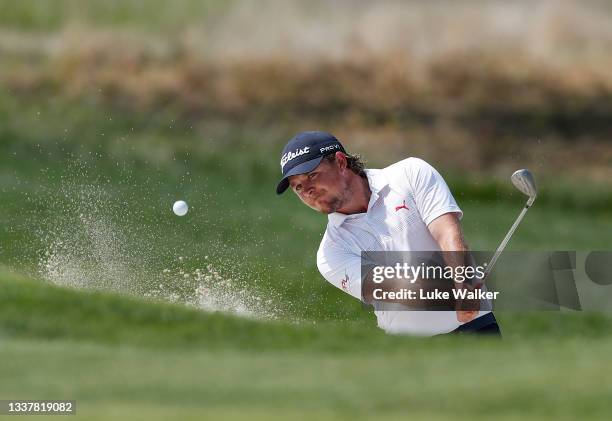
[341, 272, 349, 292]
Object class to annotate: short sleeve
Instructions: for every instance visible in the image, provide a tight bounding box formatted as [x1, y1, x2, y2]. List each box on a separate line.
[404, 158, 462, 226]
[317, 243, 363, 301]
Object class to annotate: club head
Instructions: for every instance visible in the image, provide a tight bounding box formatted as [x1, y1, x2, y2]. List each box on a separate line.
[511, 169, 537, 204]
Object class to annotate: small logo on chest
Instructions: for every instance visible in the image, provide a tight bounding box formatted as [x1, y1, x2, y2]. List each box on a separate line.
[394, 200, 409, 212]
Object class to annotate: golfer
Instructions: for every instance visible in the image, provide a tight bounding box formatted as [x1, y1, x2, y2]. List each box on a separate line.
[276, 131, 500, 336]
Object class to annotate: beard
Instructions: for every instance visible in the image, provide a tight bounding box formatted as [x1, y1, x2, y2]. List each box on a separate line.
[318, 196, 342, 214]
[303, 175, 356, 214]
[314, 189, 348, 214]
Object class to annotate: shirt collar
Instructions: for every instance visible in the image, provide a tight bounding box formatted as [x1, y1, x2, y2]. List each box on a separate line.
[328, 169, 390, 227]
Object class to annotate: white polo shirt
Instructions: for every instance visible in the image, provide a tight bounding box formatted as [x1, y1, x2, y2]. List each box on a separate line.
[316, 157, 490, 336]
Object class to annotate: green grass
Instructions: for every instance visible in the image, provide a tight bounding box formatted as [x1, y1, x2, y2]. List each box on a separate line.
[2, 270, 612, 420]
[3, 337, 612, 421]
[0, 0, 231, 31]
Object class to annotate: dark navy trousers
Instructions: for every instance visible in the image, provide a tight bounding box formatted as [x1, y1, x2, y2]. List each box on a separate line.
[452, 312, 501, 336]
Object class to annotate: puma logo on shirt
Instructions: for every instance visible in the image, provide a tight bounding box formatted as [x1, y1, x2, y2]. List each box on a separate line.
[395, 200, 409, 212]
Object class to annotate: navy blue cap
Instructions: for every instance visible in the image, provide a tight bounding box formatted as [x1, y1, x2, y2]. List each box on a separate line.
[276, 131, 345, 194]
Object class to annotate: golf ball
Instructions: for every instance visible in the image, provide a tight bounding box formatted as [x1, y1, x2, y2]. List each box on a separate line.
[172, 200, 188, 216]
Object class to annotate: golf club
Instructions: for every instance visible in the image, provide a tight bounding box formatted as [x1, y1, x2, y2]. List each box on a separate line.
[481, 169, 537, 281]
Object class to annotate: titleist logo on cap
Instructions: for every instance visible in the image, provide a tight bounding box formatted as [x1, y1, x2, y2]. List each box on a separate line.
[281, 146, 310, 169]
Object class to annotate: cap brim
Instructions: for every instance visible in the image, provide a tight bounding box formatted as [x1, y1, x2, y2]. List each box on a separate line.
[276, 156, 324, 194]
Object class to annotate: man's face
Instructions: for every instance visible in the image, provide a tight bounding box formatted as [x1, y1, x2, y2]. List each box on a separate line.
[288, 157, 349, 214]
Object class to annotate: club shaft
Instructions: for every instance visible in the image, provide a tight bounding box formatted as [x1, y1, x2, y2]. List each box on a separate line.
[483, 202, 531, 279]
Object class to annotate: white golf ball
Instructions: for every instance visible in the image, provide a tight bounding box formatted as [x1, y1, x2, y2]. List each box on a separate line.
[172, 200, 188, 216]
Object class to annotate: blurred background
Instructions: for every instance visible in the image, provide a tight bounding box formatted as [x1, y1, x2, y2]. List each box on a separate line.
[1, 1, 611, 419]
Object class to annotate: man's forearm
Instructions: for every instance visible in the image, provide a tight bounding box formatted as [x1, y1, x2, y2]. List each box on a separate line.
[428, 213, 480, 318]
[430, 213, 470, 273]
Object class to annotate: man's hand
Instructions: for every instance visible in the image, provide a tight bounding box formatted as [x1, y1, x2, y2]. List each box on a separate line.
[454, 281, 480, 322]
